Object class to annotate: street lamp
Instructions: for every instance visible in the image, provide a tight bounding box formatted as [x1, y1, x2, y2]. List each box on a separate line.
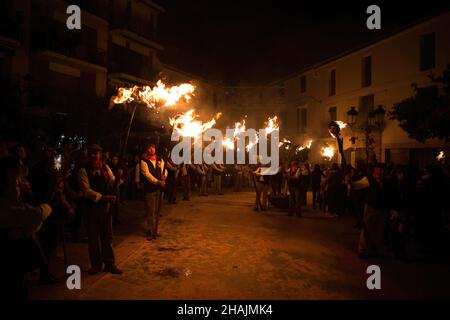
[346, 106, 358, 126]
[346, 105, 386, 165]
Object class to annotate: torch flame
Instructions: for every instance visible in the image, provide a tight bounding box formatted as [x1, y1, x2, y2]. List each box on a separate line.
[169, 109, 221, 138]
[279, 138, 292, 148]
[335, 121, 347, 129]
[296, 140, 313, 152]
[263, 116, 279, 135]
[437, 151, 446, 161]
[321, 146, 335, 160]
[112, 80, 195, 109]
[222, 137, 235, 150]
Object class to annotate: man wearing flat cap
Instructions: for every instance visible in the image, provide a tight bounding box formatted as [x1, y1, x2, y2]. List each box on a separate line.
[140, 143, 167, 241]
[77, 144, 122, 275]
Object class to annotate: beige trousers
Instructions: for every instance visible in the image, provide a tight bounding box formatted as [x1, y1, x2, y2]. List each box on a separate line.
[145, 191, 161, 236]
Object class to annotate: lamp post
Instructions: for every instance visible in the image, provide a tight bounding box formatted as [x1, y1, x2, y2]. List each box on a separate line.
[346, 105, 386, 166]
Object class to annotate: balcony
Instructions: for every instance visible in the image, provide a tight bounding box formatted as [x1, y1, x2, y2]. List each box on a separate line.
[73, 0, 109, 21]
[109, 44, 153, 80]
[110, 12, 156, 42]
[30, 18, 106, 67]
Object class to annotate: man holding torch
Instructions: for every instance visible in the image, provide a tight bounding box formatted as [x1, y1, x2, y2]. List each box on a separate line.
[140, 143, 167, 241]
[78, 144, 121, 275]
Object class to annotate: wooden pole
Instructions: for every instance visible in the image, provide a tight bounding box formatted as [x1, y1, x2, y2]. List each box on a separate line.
[122, 103, 137, 158]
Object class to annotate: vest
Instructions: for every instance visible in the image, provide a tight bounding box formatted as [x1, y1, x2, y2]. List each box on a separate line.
[142, 159, 162, 193]
[85, 165, 109, 204]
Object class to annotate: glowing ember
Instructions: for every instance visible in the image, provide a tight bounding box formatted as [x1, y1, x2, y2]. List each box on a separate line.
[321, 146, 335, 160]
[437, 151, 446, 161]
[169, 109, 221, 138]
[112, 80, 195, 109]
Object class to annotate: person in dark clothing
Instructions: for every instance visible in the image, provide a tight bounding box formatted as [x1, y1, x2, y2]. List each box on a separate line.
[415, 164, 449, 254]
[385, 165, 408, 258]
[353, 165, 388, 258]
[0, 156, 53, 300]
[108, 154, 124, 224]
[350, 161, 366, 228]
[325, 163, 343, 215]
[287, 161, 302, 217]
[29, 149, 62, 285]
[78, 144, 121, 275]
[66, 150, 86, 242]
[311, 164, 323, 210]
[164, 150, 178, 203]
[300, 163, 311, 206]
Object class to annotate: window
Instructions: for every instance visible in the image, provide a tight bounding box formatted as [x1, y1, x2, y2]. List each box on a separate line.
[358, 94, 374, 123]
[420, 32, 435, 71]
[329, 106, 337, 121]
[329, 69, 336, 96]
[297, 108, 307, 133]
[362, 56, 372, 87]
[300, 75, 306, 93]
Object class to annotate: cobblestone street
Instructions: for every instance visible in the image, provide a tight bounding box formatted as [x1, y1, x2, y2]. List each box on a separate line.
[29, 191, 450, 300]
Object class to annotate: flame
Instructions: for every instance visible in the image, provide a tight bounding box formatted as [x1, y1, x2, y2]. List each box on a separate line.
[222, 137, 235, 150]
[151, 80, 195, 106]
[263, 116, 279, 135]
[222, 119, 247, 149]
[169, 109, 221, 138]
[296, 140, 313, 152]
[234, 120, 246, 138]
[321, 146, 335, 160]
[112, 80, 195, 109]
[246, 134, 259, 152]
[437, 151, 446, 161]
[114, 86, 139, 105]
[279, 138, 292, 148]
[335, 121, 347, 129]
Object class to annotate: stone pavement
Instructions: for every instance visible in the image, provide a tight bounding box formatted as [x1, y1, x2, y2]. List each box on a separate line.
[29, 190, 450, 299]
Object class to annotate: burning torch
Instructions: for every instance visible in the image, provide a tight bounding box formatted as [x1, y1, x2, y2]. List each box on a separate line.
[328, 120, 347, 170]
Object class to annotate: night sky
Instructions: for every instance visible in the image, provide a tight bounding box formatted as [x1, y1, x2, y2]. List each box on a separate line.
[157, 0, 450, 85]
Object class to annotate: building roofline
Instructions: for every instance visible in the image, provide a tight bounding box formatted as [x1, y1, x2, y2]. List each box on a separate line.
[160, 63, 224, 88]
[266, 8, 450, 86]
[141, 0, 165, 13]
